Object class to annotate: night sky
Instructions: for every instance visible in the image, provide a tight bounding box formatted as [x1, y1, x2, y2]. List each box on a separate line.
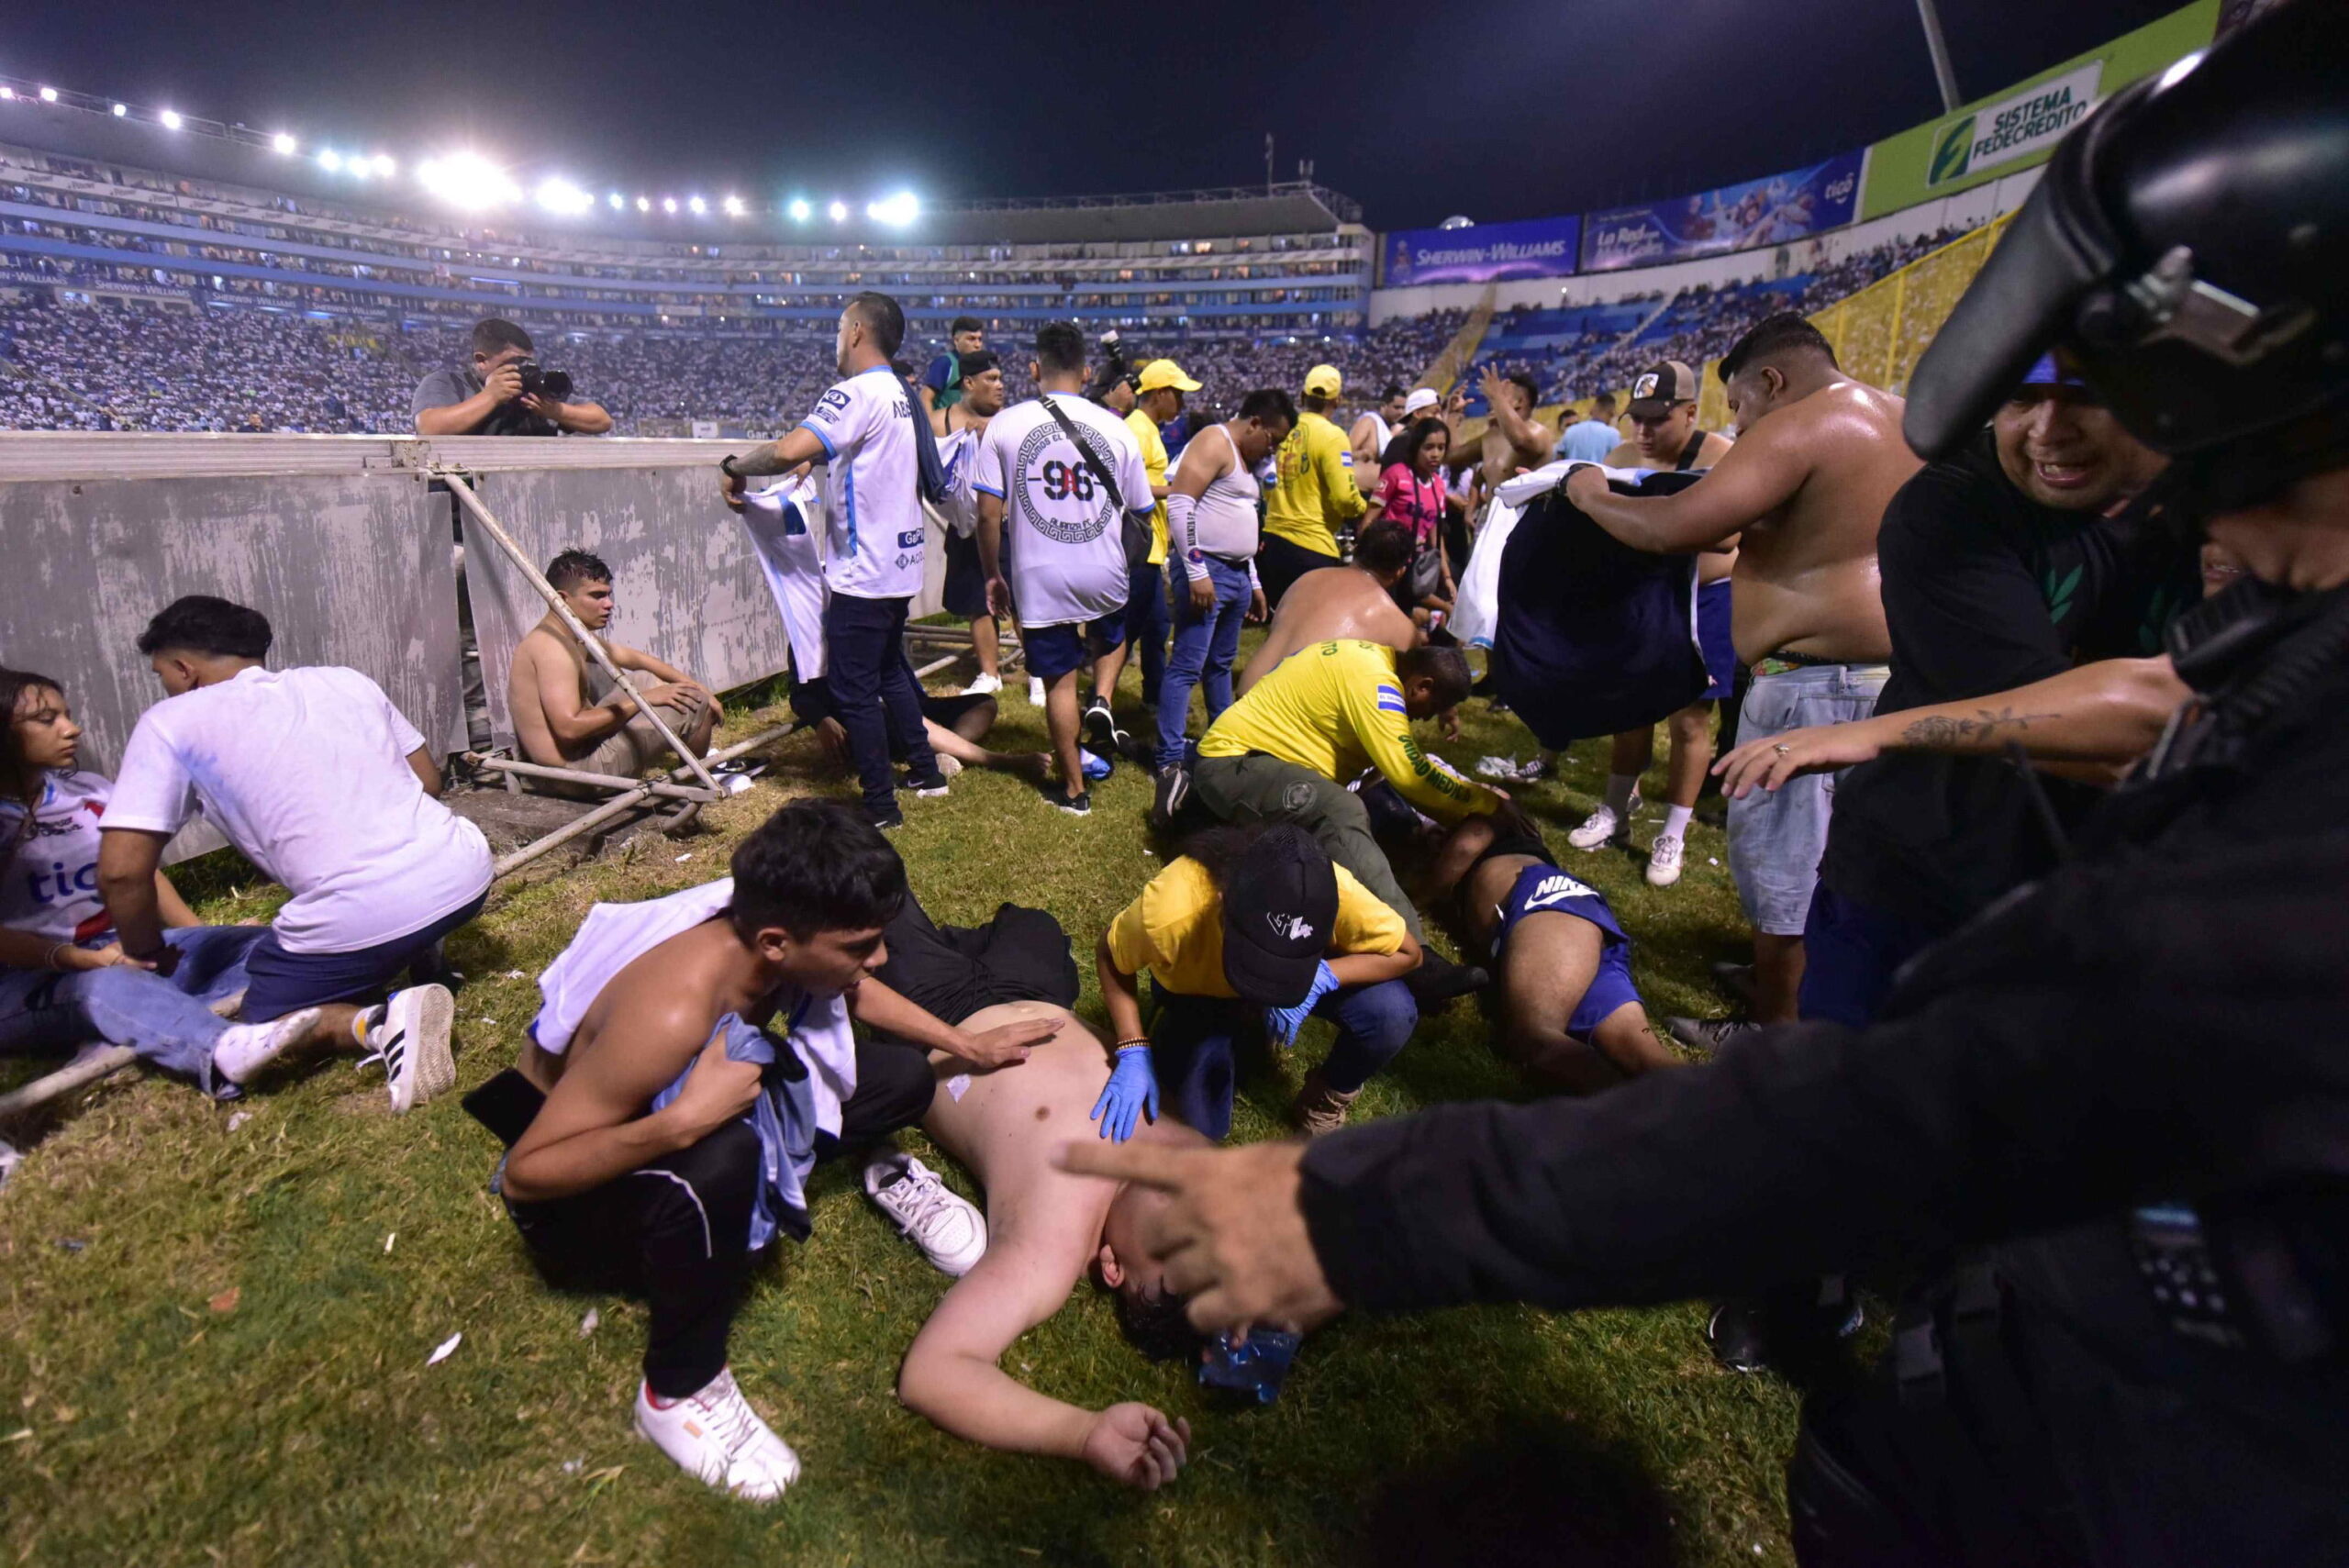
[6, 1, 2181, 230]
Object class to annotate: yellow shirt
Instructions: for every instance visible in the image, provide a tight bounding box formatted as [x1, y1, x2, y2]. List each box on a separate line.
[1124, 407, 1170, 566]
[1197, 639, 1502, 824]
[1263, 409, 1367, 558]
[1106, 855, 1405, 998]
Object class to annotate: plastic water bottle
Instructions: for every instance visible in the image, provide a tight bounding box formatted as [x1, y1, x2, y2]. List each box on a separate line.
[1197, 1328, 1302, 1405]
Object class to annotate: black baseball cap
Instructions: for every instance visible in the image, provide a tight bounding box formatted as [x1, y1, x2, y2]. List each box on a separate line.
[1627, 361, 1699, 419]
[1218, 826, 1340, 1006]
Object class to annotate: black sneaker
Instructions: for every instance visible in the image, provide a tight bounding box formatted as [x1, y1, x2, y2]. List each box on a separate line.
[869, 805, 907, 830]
[1707, 1280, 1863, 1375]
[1149, 765, 1191, 832]
[1405, 950, 1491, 1008]
[1669, 1016, 1762, 1051]
[1051, 788, 1092, 817]
[900, 769, 952, 798]
[1081, 698, 1122, 755]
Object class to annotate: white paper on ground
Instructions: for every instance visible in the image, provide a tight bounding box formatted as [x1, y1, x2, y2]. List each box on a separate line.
[427, 1332, 462, 1366]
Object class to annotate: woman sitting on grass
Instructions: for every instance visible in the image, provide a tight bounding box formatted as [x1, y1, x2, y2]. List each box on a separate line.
[0, 668, 350, 1095]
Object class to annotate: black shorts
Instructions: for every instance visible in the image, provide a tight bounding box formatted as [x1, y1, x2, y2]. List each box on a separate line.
[942, 530, 991, 619]
[1472, 821, 1558, 872]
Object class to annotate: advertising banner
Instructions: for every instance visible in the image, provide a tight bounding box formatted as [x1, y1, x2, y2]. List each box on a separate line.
[1860, 1, 2218, 217]
[1579, 152, 1864, 272]
[1382, 214, 1582, 287]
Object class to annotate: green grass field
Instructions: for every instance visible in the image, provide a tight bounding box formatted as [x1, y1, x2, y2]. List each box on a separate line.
[0, 645, 1801, 1567]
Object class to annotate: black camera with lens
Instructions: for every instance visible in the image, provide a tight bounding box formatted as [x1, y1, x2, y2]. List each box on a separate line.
[1085, 330, 1138, 404]
[515, 360, 574, 403]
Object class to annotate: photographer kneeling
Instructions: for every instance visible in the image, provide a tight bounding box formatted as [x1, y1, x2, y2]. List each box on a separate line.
[413, 317, 612, 438]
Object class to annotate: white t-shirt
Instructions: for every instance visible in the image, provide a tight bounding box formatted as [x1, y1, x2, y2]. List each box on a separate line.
[106, 666, 493, 955]
[737, 475, 829, 681]
[974, 392, 1153, 628]
[531, 876, 859, 1136]
[799, 363, 926, 601]
[936, 425, 984, 540]
[1, 769, 115, 950]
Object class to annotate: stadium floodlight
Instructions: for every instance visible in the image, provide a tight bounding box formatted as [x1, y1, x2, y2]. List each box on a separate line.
[688, 195, 707, 216]
[788, 198, 812, 223]
[318, 149, 343, 172]
[662, 196, 679, 214]
[866, 191, 920, 226]
[635, 195, 651, 212]
[372, 154, 395, 177]
[723, 195, 745, 217]
[828, 199, 849, 223]
[272, 132, 296, 154]
[535, 177, 595, 216]
[607, 191, 624, 209]
[160, 109, 183, 130]
[39, 87, 59, 103]
[418, 151, 521, 209]
[112, 103, 128, 117]
[1, 88, 13, 101]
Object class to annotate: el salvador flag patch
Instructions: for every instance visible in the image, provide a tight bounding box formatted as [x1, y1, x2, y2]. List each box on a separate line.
[1375, 683, 1408, 715]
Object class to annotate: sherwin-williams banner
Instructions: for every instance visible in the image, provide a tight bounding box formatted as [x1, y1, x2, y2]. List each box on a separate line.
[1859, 1, 2219, 217]
[1579, 153, 1864, 272]
[1382, 215, 1582, 287]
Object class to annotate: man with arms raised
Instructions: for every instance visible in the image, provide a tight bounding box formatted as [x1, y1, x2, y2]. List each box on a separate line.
[507, 549, 718, 792]
[1564, 314, 1916, 1031]
[1567, 361, 1740, 889]
[1475, 368, 1555, 495]
[1238, 518, 1420, 696]
[481, 800, 1056, 1501]
[974, 321, 1156, 817]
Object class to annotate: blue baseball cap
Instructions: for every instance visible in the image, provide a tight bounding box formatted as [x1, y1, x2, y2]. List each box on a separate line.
[2019, 352, 2094, 393]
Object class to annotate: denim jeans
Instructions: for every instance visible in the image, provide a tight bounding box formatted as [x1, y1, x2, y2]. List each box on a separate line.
[1149, 975, 1418, 1140]
[1156, 556, 1253, 771]
[0, 924, 267, 1095]
[1726, 662, 1888, 936]
[824, 591, 940, 819]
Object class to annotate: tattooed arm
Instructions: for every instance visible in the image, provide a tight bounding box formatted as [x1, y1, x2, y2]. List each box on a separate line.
[717, 427, 831, 509]
[1713, 657, 2190, 797]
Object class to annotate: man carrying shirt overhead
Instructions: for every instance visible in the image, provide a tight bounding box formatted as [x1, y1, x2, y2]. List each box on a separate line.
[974, 321, 1156, 817]
[1260, 365, 1369, 606]
[718, 291, 945, 830]
[1186, 639, 1502, 1000]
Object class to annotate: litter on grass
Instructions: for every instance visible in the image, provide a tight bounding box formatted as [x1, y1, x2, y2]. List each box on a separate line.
[428, 1332, 463, 1366]
[384, 1232, 396, 1253]
[578, 1308, 599, 1338]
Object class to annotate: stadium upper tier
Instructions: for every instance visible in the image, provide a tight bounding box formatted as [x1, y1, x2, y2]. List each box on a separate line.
[0, 142, 1372, 333]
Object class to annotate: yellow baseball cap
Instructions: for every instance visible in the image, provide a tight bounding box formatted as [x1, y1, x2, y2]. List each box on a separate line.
[1303, 363, 1343, 397]
[1135, 360, 1202, 395]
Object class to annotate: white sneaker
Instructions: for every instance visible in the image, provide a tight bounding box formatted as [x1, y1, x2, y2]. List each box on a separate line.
[211, 1006, 321, 1085]
[1645, 832, 1686, 887]
[633, 1370, 800, 1502]
[863, 1151, 986, 1276]
[1567, 794, 1639, 851]
[962, 672, 1003, 696]
[360, 984, 455, 1115]
[1026, 676, 1046, 706]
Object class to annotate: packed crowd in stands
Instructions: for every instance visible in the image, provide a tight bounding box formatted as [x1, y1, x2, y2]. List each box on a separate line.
[0, 227, 1954, 436]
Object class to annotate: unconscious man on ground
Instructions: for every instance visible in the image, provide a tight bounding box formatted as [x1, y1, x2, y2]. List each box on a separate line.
[507, 549, 718, 793]
[469, 799, 1057, 1502]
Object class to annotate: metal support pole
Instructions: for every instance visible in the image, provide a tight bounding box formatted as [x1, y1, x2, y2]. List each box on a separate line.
[464, 754, 717, 802]
[439, 471, 721, 795]
[492, 782, 665, 878]
[0, 1047, 137, 1121]
[1914, 0, 1963, 112]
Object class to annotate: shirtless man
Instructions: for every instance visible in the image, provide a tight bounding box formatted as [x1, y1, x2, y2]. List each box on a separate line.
[897, 1002, 1199, 1490]
[1564, 313, 1918, 1032]
[1236, 519, 1420, 695]
[1475, 368, 1555, 493]
[1349, 383, 1408, 473]
[1568, 361, 1742, 889]
[507, 549, 718, 789]
[1419, 815, 1679, 1093]
[479, 800, 1056, 1501]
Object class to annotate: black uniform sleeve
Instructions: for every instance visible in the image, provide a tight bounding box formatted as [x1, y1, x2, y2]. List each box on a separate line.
[1299, 831, 2349, 1315]
[1878, 459, 2074, 706]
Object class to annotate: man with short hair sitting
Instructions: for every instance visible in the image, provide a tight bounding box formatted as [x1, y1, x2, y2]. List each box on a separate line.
[507, 549, 718, 790]
[476, 799, 1057, 1502]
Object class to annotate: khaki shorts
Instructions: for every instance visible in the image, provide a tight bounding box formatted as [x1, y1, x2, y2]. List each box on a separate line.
[535, 689, 710, 798]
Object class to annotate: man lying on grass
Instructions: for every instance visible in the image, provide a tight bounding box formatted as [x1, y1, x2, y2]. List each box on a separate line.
[466, 799, 1057, 1503]
[893, 1000, 1200, 1489]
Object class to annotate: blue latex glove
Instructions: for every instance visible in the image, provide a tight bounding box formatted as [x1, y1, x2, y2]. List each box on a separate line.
[1090, 1044, 1159, 1141]
[1081, 747, 1113, 781]
[1264, 961, 1341, 1050]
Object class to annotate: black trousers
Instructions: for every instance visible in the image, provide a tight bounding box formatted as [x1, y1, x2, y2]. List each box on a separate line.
[1255, 534, 1337, 606]
[823, 591, 939, 818]
[487, 1034, 935, 1398]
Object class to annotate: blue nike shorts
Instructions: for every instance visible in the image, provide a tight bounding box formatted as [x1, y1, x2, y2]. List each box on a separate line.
[1490, 862, 1639, 1040]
